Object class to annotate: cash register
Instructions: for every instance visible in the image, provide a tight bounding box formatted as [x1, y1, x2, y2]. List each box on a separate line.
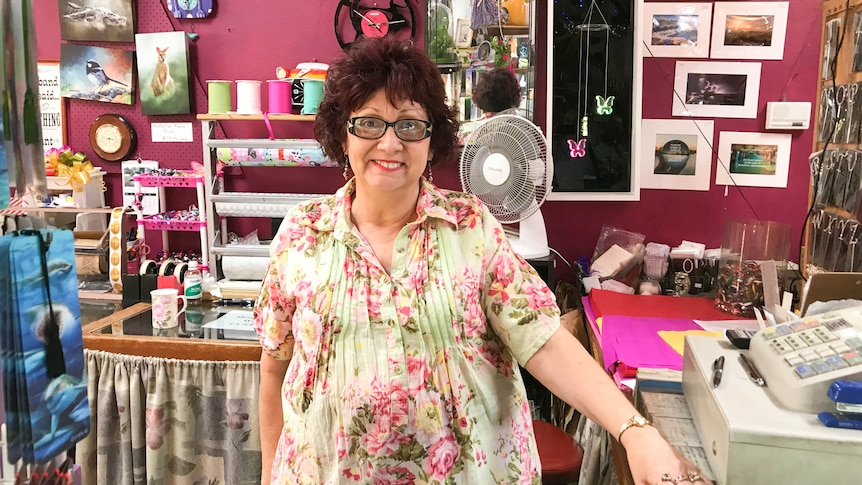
[681, 304, 862, 484]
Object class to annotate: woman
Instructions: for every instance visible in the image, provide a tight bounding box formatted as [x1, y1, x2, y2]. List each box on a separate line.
[255, 37, 704, 484]
[472, 66, 521, 116]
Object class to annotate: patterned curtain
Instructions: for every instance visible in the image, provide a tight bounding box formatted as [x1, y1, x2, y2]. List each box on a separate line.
[77, 350, 261, 484]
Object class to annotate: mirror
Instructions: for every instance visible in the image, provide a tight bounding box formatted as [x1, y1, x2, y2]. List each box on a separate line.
[426, 0, 537, 123]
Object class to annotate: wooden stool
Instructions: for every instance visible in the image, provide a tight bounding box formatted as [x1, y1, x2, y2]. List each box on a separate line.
[533, 419, 584, 484]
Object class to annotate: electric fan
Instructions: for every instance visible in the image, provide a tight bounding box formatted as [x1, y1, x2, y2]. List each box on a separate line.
[459, 114, 552, 259]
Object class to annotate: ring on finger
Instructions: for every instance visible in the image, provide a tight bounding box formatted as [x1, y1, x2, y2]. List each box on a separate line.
[659, 473, 688, 484]
[687, 471, 702, 482]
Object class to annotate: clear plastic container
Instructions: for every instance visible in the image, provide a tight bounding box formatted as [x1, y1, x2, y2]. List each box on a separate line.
[714, 220, 792, 317]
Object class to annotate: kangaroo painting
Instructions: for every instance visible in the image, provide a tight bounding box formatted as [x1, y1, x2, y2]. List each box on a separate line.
[136, 32, 190, 115]
[150, 46, 175, 97]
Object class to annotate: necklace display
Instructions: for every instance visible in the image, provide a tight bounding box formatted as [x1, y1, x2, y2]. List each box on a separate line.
[570, 0, 612, 159]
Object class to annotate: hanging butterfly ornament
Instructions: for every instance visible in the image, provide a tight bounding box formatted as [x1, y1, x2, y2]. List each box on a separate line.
[570, 0, 611, 159]
[595, 94, 614, 115]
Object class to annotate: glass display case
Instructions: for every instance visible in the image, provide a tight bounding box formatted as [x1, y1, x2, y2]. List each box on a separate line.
[428, 0, 537, 123]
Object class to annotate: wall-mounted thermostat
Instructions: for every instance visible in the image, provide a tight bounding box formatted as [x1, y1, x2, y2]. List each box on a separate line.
[765, 102, 811, 130]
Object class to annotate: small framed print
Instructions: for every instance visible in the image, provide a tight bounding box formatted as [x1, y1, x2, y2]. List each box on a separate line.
[640, 119, 714, 191]
[454, 18, 472, 48]
[641, 3, 712, 58]
[673, 61, 761, 119]
[710, 1, 789, 60]
[715, 131, 792, 188]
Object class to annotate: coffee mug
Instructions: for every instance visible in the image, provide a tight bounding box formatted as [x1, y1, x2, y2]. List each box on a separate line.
[151, 288, 188, 329]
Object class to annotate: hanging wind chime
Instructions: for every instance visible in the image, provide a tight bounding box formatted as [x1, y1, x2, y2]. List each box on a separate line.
[569, 0, 612, 159]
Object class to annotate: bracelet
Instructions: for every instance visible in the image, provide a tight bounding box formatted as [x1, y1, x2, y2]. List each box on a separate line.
[617, 414, 651, 441]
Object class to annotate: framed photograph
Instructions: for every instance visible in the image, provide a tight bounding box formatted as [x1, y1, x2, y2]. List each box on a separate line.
[672, 61, 761, 118]
[37, 61, 66, 152]
[640, 119, 714, 191]
[714, 131, 792, 188]
[710, 2, 789, 60]
[58, 0, 135, 42]
[641, 3, 712, 58]
[454, 18, 472, 48]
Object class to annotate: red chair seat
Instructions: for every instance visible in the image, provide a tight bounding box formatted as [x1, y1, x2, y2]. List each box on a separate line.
[533, 419, 584, 484]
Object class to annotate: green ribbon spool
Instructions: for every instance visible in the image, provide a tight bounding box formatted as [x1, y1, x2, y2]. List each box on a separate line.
[207, 80, 232, 114]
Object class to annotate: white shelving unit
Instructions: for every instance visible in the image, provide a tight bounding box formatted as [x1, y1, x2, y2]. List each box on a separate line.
[198, 114, 330, 286]
[132, 173, 210, 272]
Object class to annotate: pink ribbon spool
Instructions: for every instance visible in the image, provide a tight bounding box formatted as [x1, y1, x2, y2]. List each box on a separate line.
[267, 80, 291, 114]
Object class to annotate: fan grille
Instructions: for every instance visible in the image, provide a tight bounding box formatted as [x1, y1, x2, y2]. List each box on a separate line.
[459, 114, 551, 223]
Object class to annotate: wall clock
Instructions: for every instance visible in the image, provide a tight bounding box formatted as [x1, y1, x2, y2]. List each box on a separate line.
[334, 0, 416, 51]
[89, 114, 136, 162]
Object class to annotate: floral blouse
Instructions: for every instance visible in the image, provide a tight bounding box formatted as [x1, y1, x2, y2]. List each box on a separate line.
[254, 178, 561, 484]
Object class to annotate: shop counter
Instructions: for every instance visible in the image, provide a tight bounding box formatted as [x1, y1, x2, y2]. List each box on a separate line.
[77, 300, 273, 485]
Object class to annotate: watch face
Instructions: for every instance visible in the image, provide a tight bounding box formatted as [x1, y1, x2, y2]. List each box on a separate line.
[335, 0, 416, 51]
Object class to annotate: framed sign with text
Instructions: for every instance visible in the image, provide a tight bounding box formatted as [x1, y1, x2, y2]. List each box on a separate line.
[37, 61, 66, 151]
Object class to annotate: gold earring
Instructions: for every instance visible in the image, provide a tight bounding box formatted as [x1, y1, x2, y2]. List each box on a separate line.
[426, 162, 433, 183]
[343, 156, 351, 181]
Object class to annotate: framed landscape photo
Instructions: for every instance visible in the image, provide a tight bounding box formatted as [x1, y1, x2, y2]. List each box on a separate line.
[710, 1, 789, 60]
[672, 61, 761, 118]
[714, 131, 792, 188]
[640, 119, 714, 191]
[641, 3, 712, 58]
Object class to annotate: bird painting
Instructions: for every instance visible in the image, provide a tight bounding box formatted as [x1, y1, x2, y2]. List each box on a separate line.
[86, 59, 128, 93]
[60, 44, 133, 104]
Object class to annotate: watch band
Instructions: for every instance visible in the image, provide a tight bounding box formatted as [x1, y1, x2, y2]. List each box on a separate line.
[617, 414, 651, 441]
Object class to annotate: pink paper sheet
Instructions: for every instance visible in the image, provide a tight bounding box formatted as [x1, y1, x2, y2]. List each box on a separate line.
[600, 315, 702, 371]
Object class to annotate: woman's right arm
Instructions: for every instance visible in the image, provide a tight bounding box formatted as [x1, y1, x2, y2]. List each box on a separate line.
[259, 353, 289, 484]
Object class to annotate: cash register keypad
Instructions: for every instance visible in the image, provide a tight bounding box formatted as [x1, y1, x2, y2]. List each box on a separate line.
[760, 318, 862, 379]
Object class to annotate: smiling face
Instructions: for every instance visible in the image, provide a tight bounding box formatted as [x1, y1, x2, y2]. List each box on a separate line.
[344, 89, 433, 197]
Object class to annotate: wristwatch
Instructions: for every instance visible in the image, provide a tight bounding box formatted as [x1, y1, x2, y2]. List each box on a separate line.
[617, 414, 651, 441]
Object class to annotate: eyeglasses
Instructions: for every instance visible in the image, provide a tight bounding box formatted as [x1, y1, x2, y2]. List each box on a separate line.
[347, 117, 432, 142]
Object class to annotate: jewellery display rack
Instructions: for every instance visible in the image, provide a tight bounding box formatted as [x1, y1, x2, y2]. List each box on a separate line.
[198, 114, 330, 291]
[132, 173, 210, 272]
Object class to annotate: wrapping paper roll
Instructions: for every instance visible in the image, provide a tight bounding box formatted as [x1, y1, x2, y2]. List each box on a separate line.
[216, 146, 336, 167]
[75, 254, 103, 276]
[222, 255, 269, 281]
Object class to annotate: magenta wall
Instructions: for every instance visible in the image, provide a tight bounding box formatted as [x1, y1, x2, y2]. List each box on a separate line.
[34, 1, 821, 282]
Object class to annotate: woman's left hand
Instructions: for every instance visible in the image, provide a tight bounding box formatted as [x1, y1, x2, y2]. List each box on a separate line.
[620, 426, 709, 485]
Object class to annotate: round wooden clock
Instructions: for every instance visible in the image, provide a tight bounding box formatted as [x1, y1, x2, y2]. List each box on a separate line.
[89, 114, 136, 162]
[334, 0, 416, 51]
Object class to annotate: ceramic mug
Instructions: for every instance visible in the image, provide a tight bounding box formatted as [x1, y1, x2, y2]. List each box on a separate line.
[151, 288, 188, 329]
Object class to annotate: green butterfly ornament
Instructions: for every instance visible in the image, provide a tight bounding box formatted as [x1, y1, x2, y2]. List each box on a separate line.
[595, 95, 615, 115]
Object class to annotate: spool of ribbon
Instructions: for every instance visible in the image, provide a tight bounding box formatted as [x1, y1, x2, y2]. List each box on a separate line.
[301, 80, 324, 115]
[267, 80, 291, 114]
[236, 80, 262, 114]
[207, 80, 232, 114]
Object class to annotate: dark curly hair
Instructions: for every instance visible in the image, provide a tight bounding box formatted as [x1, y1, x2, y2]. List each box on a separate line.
[471, 67, 520, 114]
[313, 38, 460, 167]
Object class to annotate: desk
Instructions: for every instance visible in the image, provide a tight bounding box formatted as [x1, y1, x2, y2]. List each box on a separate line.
[78, 302, 269, 485]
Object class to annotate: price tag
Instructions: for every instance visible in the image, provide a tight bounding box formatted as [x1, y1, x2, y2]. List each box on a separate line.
[151, 122, 194, 142]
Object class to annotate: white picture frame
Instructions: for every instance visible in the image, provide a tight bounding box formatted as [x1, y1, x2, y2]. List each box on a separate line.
[454, 18, 472, 48]
[710, 1, 789, 60]
[641, 3, 712, 58]
[640, 119, 714, 191]
[714, 131, 792, 188]
[672, 61, 761, 119]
